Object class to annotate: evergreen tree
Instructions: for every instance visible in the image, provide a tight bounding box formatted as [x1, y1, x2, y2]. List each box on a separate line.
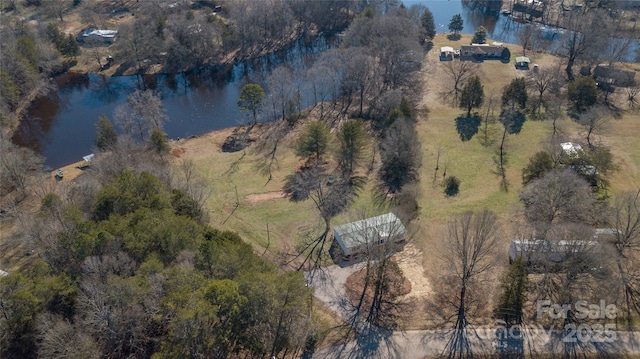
[149, 127, 170, 155]
[568, 76, 598, 113]
[459, 75, 484, 117]
[336, 119, 367, 175]
[295, 121, 331, 162]
[471, 26, 487, 44]
[420, 8, 436, 39]
[502, 77, 527, 111]
[448, 14, 464, 35]
[522, 151, 556, 185]
[237, 83, 265, 125]
[495, 256, 528, 325]
[95, 114, 117, 151]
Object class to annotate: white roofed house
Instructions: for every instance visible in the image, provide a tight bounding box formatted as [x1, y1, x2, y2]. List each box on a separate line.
[78, 29, 118, 44]
[332, 213, 407, 263]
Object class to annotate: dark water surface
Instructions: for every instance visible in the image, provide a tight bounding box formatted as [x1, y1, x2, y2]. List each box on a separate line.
[13, 37, 330, 168]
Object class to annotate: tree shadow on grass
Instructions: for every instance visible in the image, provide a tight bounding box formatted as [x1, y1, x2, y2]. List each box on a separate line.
[455, 114, 482, 141]
[500, 110, 527, 135]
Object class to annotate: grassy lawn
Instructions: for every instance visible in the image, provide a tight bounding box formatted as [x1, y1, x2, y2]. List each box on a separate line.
[174, 34, 640, 290]
[178, 38, 638, 246]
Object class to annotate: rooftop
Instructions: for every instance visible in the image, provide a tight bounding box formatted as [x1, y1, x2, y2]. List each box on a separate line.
[561, 142, 583, 155]
[82, 29, 118, 38]
[334, 213, 406, 251]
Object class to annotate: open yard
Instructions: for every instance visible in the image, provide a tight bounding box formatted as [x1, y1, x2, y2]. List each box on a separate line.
[160, 34, 640, 328]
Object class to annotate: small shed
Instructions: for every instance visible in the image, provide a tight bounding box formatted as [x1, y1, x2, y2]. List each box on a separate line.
[333, 213, 406, 261]
[515, 56, 530, 69]
[0, 269, 8, 278]
[440, 46, 454, 61]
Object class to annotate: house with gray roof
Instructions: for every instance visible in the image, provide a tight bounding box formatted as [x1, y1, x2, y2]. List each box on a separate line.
[460, 43, 504, 59]
[333, 213, 406, 261]
[509, 238, 601, 272]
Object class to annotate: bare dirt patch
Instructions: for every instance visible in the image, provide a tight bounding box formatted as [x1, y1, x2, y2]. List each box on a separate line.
[345, 259, 412, 305]
[171, 147, 186, 158]
[395, 244, 432, 301]
[243, 191, 286, 204]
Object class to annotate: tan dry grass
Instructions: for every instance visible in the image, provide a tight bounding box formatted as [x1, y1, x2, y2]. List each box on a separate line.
[170, 126, 325, 262]
[416, 34, 640, 285]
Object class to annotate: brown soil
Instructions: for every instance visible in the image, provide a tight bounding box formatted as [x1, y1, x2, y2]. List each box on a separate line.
[170, 147, 186, 158]
[344, 258, 412, 306]
[394, 244, 432, 301]
[243, 191, 286, 204]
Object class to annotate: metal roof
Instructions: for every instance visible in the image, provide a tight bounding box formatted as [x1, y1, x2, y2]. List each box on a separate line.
[334, 213, 406, 252]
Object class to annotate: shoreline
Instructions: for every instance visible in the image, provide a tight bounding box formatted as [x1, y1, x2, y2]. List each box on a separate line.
[50, 125, 239, 180]
[23, 32, 640, 175]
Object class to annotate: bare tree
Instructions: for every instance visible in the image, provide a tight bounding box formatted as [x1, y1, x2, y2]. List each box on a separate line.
[626, 86, 639, 110]
[517, 23, 534, 56]
[115, 21, 159, 73]
[575, 106, 610, 149]
[343, 212, 412, 332]
[526, 66, 560, 114]
[608, 190, 640, 328]
[306, 61, 339, 120]
[559, 9, 604, 81]
[342, 14, 423, 90]
[267, 66, 295, 121]
[0, 135, 43, 202]
[520, 168, 595, 226]
[43, 0, 71, 22]
[341, 49, 381, 117]
[523, 223, 616, 358]
[438, 210, 502, 358]
[283, 161, 364, 270]
[114, 90, 167, 141]
[36, 313, 101, 359]
[442, 60, 480, 103]
[83, 36, 110, 70]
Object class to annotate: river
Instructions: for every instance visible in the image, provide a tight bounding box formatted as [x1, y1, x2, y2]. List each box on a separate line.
[12, 0, 639, 169]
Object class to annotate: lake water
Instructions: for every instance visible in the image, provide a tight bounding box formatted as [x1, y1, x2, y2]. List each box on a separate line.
[13, 0, 638, 168]
[13, 36, 331, 168]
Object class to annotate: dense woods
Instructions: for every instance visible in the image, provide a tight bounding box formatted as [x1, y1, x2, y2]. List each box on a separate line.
[1, 166, 317, 359]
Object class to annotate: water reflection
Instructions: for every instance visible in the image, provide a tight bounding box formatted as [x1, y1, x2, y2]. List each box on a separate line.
[12, 2, 639, 169]
[14, 36, 332, 168]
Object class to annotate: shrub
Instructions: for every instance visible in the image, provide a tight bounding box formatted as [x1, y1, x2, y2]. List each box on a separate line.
[444, 176, 461, 196]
